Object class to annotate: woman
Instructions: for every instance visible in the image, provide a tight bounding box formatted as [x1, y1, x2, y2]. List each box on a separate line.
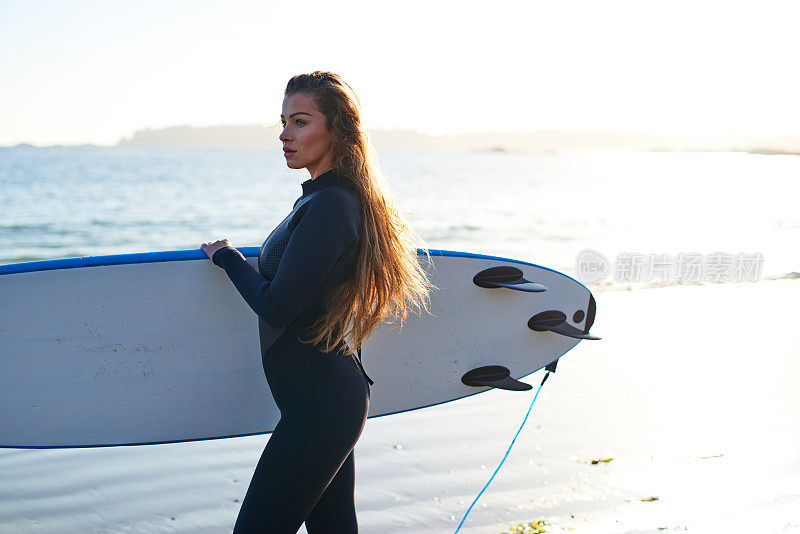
[201, 71, 434, 533]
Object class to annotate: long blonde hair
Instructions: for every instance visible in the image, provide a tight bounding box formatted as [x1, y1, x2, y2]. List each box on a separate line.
[286, 71, 436, 355]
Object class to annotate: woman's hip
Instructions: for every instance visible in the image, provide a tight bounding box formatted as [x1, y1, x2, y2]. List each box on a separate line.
[262, 333, 370, 419]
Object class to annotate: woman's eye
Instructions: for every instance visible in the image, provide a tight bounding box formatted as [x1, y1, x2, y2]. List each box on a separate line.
[295, 119, 305, 125]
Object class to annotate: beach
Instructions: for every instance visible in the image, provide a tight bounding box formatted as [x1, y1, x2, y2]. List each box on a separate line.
[2, 278, 798, 533]
[4, 0, 800, 529]
[1, 146, 799, 532]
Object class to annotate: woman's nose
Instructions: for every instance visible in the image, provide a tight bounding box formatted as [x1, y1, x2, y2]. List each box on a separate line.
[279, 127, 291, 142]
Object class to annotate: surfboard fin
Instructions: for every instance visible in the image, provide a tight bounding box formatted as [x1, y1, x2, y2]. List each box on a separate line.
[473, 266, 547, 292]
[461, 365, 533, 391]
[528, 310, 601, 340]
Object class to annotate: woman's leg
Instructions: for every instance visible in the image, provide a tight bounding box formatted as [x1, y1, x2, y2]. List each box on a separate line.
[233, 333, 369, 533]
[233, 384, 368, 532]
[232, 415, 318, 534]
[304, 449, 358, 533]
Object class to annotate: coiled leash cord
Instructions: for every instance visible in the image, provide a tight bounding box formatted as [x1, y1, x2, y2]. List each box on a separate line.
[453, 369, 553, 533]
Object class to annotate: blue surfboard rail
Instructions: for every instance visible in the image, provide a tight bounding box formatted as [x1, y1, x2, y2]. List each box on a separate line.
[2, 366, 568, 450]
[0, 247, 589, 291]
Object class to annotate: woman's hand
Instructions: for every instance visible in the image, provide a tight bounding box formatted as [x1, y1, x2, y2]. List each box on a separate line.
[201, 239, 233, 260]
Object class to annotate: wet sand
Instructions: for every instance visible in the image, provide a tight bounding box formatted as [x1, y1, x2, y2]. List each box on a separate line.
[1, 279, 799, 533]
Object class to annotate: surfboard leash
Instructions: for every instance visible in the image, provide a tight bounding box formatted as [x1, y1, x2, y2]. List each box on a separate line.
[453, 364, 555, 533]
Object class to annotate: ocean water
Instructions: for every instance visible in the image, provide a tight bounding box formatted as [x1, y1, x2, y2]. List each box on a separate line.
[1, 146, 798, 286]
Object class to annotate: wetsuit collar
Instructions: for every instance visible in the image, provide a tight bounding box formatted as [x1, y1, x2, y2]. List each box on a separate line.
[301, 169, 341, 197]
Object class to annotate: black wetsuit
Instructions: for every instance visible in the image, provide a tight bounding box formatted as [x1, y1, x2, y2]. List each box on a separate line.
[211, 169, 370, 533]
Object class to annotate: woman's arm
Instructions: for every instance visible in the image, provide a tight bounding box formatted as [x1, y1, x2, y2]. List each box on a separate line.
[206, 188, 360, 329]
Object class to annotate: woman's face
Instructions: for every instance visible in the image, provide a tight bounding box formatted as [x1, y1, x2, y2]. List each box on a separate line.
[280, 93, 335, 179]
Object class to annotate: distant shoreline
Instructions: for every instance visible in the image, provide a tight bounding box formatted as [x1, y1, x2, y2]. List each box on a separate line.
[5, 125, 800, 155]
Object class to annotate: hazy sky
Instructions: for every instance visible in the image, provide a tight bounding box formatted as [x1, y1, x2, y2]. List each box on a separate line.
[2, 0, 798, 146]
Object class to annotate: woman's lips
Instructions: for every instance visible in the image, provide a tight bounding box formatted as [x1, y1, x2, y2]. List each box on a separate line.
[283, 148, 296, 157]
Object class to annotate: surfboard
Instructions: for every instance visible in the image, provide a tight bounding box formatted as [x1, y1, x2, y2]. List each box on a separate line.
[0, 248, 599, 448]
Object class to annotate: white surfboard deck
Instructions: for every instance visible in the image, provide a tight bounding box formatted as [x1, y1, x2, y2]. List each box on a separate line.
[0, 248, 596, 448]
